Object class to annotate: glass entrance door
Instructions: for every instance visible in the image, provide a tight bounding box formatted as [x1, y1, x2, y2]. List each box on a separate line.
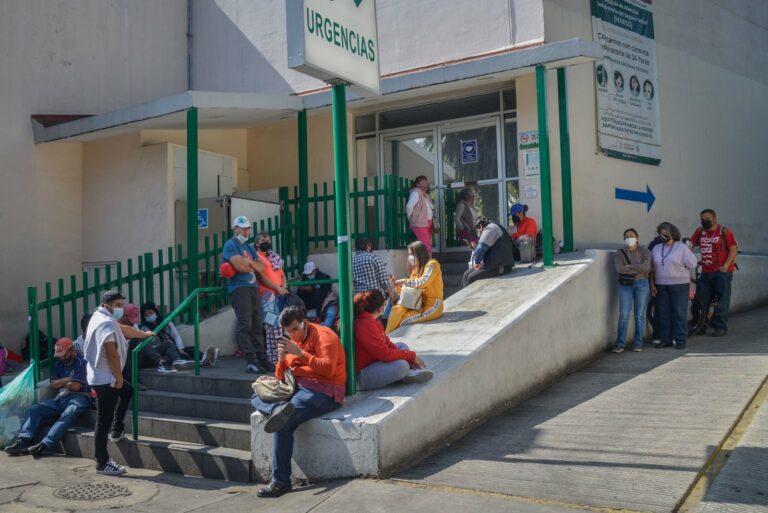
[437, 118, 504, 250]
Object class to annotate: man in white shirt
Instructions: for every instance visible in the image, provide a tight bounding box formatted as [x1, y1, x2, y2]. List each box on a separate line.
[83, 290, 152, 476]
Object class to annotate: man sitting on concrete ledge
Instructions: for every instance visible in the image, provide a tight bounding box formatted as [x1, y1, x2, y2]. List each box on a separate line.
[250, 306, 346, 498]
[461, 217, 516, 289]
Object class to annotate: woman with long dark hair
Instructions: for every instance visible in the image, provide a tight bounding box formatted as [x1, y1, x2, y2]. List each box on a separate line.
[386, 241, 444, 333]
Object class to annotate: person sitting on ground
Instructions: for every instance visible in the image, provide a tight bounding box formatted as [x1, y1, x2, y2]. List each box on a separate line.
[251, 306, 346, 498]
[73, 314, 91, 354]
[295, 261, 331, 321]
[5, 338, 91, 458]
[454, 188, 478, 246]
[354, 290, 433, 390]
[461, 217, 515, 289]
[138, 302, 218, 373]
[509, 203, 538, 241]
[386, 241, 444, 333]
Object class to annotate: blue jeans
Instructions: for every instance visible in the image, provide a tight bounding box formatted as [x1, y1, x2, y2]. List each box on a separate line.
[251, 387, 339, 485]
[656, 283, 689, 346]
[696, 272, 733, 332]
[320, 305, 338, 328]
[616, 279, 650, 348]
[18, 394, 91, 448]
[356, 343, 411, 390]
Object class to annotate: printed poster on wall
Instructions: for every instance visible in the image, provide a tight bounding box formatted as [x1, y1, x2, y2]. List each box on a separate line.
[592, 0, 661, 165]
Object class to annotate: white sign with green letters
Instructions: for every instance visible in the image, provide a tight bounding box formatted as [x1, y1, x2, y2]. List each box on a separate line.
[287, 0, 380, 94]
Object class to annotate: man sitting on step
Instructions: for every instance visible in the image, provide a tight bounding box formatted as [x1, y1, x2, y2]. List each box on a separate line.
[5, 338, 92, 458]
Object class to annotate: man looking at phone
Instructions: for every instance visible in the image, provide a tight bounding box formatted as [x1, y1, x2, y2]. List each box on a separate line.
[250, 306, 346, 498]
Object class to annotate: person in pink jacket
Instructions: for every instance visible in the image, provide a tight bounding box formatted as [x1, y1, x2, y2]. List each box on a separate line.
[406, 175, 436, 256]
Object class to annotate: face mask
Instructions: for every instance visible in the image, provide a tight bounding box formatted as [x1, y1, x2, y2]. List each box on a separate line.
[258, 242, 271, 252]
[659, 233, 670, 242]
[408, 255, 415, 265]
[145, 314, 157, 323]
[624, 237, 637, 247]
[512, 215, 521, 224]
[110, 307, 124, 321]
[236, 233, 248, 244]
[701, 219, 713, 230]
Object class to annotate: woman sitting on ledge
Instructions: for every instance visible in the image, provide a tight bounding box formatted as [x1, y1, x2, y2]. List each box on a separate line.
[354, 290, 433, 390]
[386, 241, 444, 333]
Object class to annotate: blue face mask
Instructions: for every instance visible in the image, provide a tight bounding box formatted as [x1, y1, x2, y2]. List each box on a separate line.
[110, 307, 124, 321]
[145, 314, 157, 323]
[236, 233, 248, 244]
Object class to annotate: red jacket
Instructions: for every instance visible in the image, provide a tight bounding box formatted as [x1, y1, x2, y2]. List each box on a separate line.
[354, 312, 415, 373]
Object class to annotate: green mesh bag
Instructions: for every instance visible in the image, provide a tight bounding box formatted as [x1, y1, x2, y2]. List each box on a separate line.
[0, 361, 37, 448]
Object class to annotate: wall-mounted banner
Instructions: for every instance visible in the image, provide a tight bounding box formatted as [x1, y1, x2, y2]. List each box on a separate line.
[592, 0, 661, 165]
[287, 0, 380, 94]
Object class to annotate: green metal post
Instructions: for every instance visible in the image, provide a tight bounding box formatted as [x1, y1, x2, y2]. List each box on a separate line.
[331, 83, 356, 395]
[557, 68, 574, 253]
[298, 110, 309, 266]
[187, 108, 200, 295]
[144, 252, 154, 304]
[536, 64, 555, 267]
[193, 293, 200, 376]
[27, 287, 40, 385]
[131, 347, 139, 440]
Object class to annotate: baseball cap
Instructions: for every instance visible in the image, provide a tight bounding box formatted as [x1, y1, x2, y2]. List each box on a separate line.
[303, 261, 317, 275]
[101, 290, 125, 305]
[509, 203, 525, 216]
[124, 304, 140, 325]
[232, 215, 251, 229]
[54, 337, 74, 357]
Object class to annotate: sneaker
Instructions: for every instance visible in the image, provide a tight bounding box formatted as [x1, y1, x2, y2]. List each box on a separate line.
[172, 359, 194, 371]
[257, 481, 293, 498]
[28, 442, 47, 459]
[157, 363, 177, 374]
[96, 458, 127, 476]
[203, 346, 219, 368]
[633, 347, 643, 352]
[402, 369, 434, 384]
[247, 362, 266, 374]
[110, 431, 125, 442]
[264, 402, 295, 433]
[652, 339, 662, 348]
[5, 438, 32, 456]
[612, 346, 625, 353]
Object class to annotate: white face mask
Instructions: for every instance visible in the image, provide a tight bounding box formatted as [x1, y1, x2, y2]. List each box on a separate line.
[408, 255, 415, 265]
[625, 237, 637, 247]
[236, 233, 248, 244]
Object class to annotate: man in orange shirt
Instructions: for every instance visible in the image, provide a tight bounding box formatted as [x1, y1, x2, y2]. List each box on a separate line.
[251, 306, 346, 498]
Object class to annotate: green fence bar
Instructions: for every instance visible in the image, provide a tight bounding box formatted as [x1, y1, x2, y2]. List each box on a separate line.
[27, 287, 40, 383]
[536, 64, 555, 267]
[557, 67, 574, 253]
[187, 107, 200, 296]
[69, 275, 78, 336]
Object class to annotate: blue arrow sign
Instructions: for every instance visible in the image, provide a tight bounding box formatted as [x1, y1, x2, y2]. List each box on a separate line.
[615, 185, 655, 212]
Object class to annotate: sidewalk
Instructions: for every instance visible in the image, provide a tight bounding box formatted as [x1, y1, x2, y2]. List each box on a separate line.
[1, 307, 767, 513]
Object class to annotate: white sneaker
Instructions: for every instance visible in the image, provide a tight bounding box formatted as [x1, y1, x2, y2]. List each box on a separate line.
[157, 363, 177, 374]
[402, 369, 434, 384]
[172, 359, 194, 371]
[96, 458, 126, 476]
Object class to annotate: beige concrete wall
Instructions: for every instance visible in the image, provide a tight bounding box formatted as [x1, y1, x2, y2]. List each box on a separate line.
[0, 0, 187, 351]
[538, 0, 768, 252]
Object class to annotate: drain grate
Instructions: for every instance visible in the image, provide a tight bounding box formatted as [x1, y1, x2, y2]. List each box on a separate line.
[54, 482, 132, 501]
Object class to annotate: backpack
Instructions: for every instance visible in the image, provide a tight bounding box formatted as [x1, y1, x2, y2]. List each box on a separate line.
[720, 226, 739, 270]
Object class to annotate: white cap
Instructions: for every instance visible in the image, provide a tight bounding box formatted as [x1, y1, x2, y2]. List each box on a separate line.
[302, 261, 316, 275]
[232, 215, 251, 229]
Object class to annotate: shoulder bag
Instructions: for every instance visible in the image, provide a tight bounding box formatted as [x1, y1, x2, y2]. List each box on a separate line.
[252, 368, 296, 403]
[398, 284, 423, 310]
[618, 249, 636, 287]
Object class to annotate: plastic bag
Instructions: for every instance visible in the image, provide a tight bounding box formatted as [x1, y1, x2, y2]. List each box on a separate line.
[0, 361, 37, 449]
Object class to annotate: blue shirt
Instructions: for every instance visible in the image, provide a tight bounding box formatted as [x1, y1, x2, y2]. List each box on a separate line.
[222, 238, 258, 293]
[53, 354, 89, 392]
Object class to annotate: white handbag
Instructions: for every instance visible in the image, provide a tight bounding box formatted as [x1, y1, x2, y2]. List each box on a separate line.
[398, 285, 423, 310]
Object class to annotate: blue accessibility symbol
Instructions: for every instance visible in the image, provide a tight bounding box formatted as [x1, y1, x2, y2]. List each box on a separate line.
[198, 208, 209, 229]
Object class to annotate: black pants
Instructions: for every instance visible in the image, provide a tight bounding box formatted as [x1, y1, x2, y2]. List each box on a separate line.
[230, 287, 266, 363]
[142, 338, 182, 367]
[92, 383, 133, 467]
[461, 265, 513, 289]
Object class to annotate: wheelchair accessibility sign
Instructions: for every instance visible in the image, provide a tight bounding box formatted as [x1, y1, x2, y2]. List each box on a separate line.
[198, 208, 209, 230]
[461, 139, 478, 164]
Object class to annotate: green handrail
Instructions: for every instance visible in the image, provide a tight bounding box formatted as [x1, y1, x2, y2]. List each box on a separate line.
[131, 286, 226, 441]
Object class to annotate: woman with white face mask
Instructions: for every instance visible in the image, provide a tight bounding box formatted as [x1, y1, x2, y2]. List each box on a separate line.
[613, 228, 652, 353]
[386, 241, 444, 333]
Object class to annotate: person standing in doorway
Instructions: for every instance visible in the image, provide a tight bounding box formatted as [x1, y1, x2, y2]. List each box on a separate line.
[406, 175, 436, 256]
[454, 188, 478, 247]
[689, 209, 739, 336]
[83, 290, 151, 475]
[222, 216, 275, 374]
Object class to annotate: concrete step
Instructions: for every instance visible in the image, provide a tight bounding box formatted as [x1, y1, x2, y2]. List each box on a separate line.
[61, 429, 255, 482]
[136, 390, 253, 423]
[434, 251, 472, 264]
[440, 261, 470, 274]
[77, 410, 251, 451]
[137, 368, 254, 397]
[441, 273, 464, 289]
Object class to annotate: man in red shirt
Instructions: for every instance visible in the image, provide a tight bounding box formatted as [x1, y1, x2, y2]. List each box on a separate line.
[689, 209, 738, 336]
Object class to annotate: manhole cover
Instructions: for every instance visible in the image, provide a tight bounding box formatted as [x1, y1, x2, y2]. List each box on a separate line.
[54, 482, 132, 501]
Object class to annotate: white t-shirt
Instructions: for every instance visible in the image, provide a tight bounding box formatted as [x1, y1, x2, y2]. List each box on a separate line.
[83, 307, 128, 386]
[73, 335, 85, 354]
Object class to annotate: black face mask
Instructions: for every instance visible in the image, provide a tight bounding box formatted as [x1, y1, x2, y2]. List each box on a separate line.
[258, 242, 271, 252]
[511, 215, 521, 224]
[701, 219, 713, 230]
[659, 233, 671, 242]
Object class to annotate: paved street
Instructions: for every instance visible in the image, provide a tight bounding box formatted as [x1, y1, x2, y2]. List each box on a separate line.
[1, 307, 767, 513]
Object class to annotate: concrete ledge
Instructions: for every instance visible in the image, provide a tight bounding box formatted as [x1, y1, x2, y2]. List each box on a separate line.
[730, 254, 768, 312]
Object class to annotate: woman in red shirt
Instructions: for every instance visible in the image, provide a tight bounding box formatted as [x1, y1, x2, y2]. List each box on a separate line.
[509, 203, 538, 240]
[354, 290, 433, 390]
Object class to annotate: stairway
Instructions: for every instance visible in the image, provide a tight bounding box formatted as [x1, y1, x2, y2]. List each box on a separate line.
[434, 251, 471, 298]
[61, 357, 257, 482]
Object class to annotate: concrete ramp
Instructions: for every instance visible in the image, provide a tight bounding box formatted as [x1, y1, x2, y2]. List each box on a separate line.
[251, 250, 622, 482]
